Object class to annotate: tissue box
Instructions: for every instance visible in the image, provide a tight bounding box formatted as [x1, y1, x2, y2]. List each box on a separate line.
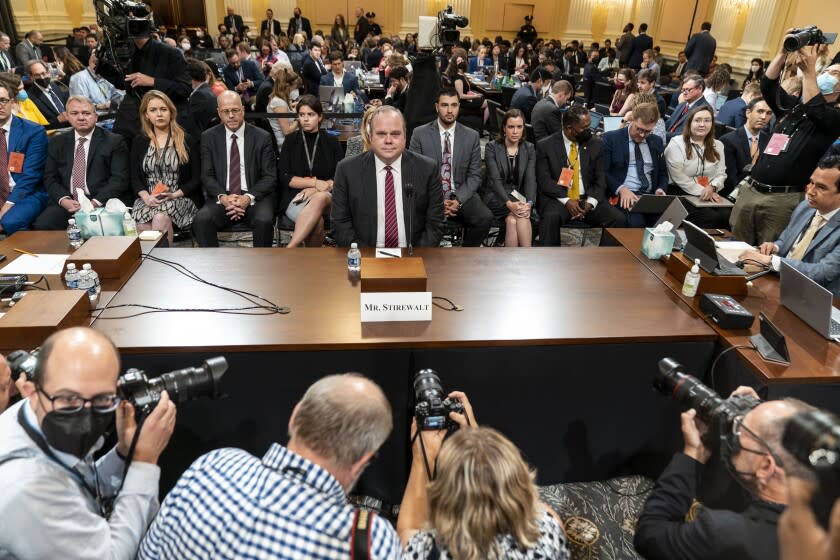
[641, 228, 675, 259]
[76, 209, 125, 239]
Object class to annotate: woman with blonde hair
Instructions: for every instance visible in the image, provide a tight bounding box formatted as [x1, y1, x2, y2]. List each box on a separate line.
[130, 90, 201, 244]
[267, 67, 301, 147]
[398, 393, 569, 559]
[344, 105, 377, 157]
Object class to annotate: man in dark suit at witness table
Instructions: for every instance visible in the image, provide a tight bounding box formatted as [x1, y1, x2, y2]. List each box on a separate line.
[332, 106, 444, 248]
[536, 105, 624, 245]
[33, 95, 130, 230]
[193, 91, 277, 247]
[408, 88, 493, 247]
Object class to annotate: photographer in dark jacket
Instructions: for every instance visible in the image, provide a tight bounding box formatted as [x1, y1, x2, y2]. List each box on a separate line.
[103, 34, 191, 145]
[634, 387, 815, 560]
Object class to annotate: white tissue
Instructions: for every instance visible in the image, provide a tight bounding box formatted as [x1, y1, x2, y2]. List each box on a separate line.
[104, 199, 128, 214]
[76, 191, 95, 213]
[653, 221, 674, 234]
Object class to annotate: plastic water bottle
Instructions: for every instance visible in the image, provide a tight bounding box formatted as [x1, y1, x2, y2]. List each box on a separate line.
[67, 218, 82, 248]
[82, 263, 100, 295]
[681, 258, 702, 297]
[123, 211, 137, 236]
[347, 243, 361, 272]
[64, 263, 79, 289]
[78, 270, 97, 302]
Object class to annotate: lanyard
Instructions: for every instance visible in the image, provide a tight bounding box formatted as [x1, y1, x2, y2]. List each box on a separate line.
[691, 143, 706, 177]
[302, 132, 319, 176]
[17, 406, 114, 518]
[153, 132, 172, 182]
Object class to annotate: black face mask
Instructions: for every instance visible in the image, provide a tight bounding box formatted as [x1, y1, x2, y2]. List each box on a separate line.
[41, 407, 115, 458]
[35, 77, 51, 89]
[573, 128, 593, 143]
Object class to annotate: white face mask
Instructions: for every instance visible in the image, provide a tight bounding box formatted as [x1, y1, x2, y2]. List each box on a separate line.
[751, 65, 760, 72]
[196, 31, 204, 38]
[181, 42, 191, 51]
[290, 88, 300, 101]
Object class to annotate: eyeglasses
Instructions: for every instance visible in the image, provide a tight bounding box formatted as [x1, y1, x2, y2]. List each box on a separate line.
[731, 416, 776, 459]
[219, 108, 243, 116]
[0, 98, 11, 106]
[633, 124, 655, 136]
[681, 85, 699, 93]
[37, 386, 121, 414]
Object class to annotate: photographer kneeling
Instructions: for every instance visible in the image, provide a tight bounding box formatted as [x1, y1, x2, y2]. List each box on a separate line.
[0, 327, 177, 559]
[634, 384, 814, 560]
[397, 391, 570, 559]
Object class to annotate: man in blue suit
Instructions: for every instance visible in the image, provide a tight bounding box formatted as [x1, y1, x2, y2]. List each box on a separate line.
[320, 51, 366, 102]
[222, 49, 263, 107]
[665, 74, 710, 139]
[0, 82, 48, 235]
[738, 156, 840, 297]
[602, 103, 669, 227]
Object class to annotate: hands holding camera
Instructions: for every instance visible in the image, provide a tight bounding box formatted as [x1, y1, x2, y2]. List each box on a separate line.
[115, 391, 177, 465]
[410, 391, 477, 470]
[681, 385, 760, 464]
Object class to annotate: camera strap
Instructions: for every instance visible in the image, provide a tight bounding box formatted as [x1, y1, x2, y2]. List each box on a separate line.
[16, 406, 111, 516]
[350, 507, 374, 560]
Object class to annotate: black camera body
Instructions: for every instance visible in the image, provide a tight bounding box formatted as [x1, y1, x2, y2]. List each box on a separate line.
[783, 409, 840, 526]
[413, 368, 464, 431]
[784, 26, 838, 52]
[117, 356, 228, 417]
[438, 5, 468, 48]
[654, 358, 760, 454]
[93, 0, 155, 82]
[7, 349, 39, 382]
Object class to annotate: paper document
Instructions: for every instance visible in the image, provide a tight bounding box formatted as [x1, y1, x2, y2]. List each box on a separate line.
[0, 254, 69, 275]
[375, 248, 402, 258]
[715, 241, 754, 263]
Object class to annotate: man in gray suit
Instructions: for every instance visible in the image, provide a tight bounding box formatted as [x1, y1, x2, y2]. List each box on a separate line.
[331, 106, 444, 248]
[738, 156, 840, 297]
[409, 88, 493, 247]
[531, 80, 573, 141]
[15, 30, 43, 67]
[193, 91, 277, 247]
[684, 22, 716, 75]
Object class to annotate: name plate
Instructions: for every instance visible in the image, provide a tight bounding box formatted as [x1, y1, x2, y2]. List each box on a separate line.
[360, 292, 433, 322]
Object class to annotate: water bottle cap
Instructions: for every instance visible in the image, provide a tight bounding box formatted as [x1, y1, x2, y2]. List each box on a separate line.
[351, 242, 358, 249]
[79, 270, 89, 276]
[67, 263, 76, 270]
[68, 219, 76, 225]
[83, 263, 91, 270]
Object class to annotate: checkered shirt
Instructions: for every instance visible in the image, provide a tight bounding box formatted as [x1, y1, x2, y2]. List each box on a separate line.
[138, 444, 400, 559]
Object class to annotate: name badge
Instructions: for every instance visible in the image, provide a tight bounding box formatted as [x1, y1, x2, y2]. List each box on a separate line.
[764, 133, 790, 156]
[695, 175, 710, 187]
[558, 167, 573, 187]
[360, 292, 433, 322]
[8, 152, 24, 173]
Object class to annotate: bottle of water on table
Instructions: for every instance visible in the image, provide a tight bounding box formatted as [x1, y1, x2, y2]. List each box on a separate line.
[82, 263, 100, 295]
[123, 211, 137, 237]
[347, 243, 361, 272]
[67, 218, 82, 249]
[64, 263, 79, 289]
[78, 270, 97, 303]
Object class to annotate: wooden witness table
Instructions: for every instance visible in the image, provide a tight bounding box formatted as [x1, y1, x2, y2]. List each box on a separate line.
[605, 228, 840, 385]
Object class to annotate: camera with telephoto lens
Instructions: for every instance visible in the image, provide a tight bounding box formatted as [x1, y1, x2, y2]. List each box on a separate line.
[7, 349, 40, 382]
[414, 369, 464, 431]
[438, 5, 468, 47]
[93, 0, 155, 85]
[653, 358, 760, 455]
[784, 26, 838, 52]
[117, 357, 228, 416]
[782, 409, 840, 526]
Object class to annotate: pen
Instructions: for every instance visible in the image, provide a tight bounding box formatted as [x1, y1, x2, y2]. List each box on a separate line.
[379, 250, 400, 258]
[13, 248, 38, 257]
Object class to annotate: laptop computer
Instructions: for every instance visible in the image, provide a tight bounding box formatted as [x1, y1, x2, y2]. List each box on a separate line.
[630, 194, 677, 214]
[655, 198, 690, 250]
[318, 85, 345, 111]
[344, 60, 363, 74]
[682, 195, 735, 208]
[588, 111, 603, 131]
[780, 261, 840, 342]
[603, 116, 624, 133]
[682, 220, 746, 276]
[749, 312, 791, 365]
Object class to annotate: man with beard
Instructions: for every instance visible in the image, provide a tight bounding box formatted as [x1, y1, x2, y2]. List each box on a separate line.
[138, 373, 400, 559]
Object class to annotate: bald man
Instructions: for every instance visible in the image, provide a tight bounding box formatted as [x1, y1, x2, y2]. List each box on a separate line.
[635, 389, 815, 560]
[139, 373, 401, 559]
[194, 90, 277, 247]
[0, 327, 177, 558]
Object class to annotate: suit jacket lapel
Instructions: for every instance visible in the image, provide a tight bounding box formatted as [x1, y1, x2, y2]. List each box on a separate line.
[808, 213, 840, 256]
[86, 128, 101, 174]
[217, 126, 228, 184]
[400, 153, 413, 236]
[7, 117, 19, 154]
[362, 152, 378, 245]
[517, 144, 527, 185]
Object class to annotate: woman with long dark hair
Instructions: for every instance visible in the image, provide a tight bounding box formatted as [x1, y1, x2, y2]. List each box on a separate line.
[742, 58, 764, 89]
[331, 14, 349, 54]
[277, 95, 344, 248]
[130, 90, 201, 244]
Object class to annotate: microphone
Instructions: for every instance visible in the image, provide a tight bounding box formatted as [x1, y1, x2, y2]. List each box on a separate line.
[0, 275, 30, 291]
[405, 183, 415, 257]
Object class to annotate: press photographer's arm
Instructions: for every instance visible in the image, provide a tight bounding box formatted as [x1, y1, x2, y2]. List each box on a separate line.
[0, 327, 176, 560]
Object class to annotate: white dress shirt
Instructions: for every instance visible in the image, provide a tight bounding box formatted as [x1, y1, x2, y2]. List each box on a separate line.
[0, 50, 11, 71]
[375, 154, 407, 247]
[224, 125, 252, 200]
[771, 207, 840, 271]
[664, 136, 727, 196]
[560, 132, 598, 208]
[332, 70, 345, 88]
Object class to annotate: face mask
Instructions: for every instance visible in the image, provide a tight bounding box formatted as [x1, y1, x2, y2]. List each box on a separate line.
[817, 72, 838, 95]
[290, 88, 300, 101]
[457, 62, 466, 72]
[614, 81, 625, 90]
[181, 42, 191, 51]
[574, 128, 593, 143]
[196, 31, 204, 37]
[41, 407, 115, 459]
[35, 77, 51, 88]
[16, 90, 28, 102]
[751, 65, 760, 72]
